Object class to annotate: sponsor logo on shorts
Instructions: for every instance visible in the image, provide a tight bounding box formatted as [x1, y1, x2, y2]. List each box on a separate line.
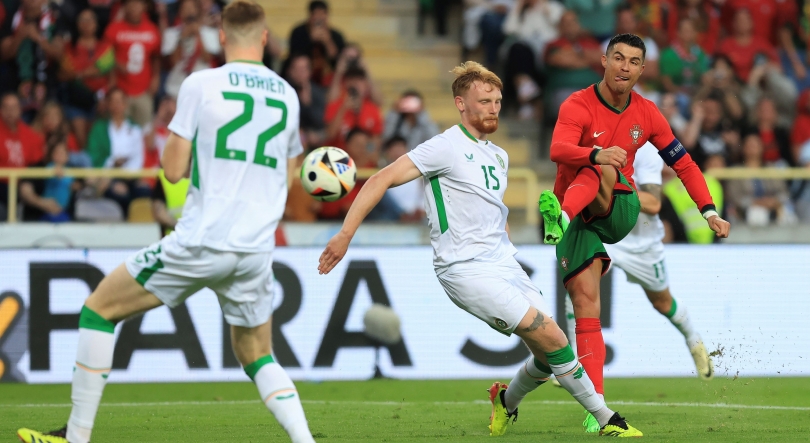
[629, 124, 644, 144]
[560, 257, 569, 271]
[494, 318, 508, 329]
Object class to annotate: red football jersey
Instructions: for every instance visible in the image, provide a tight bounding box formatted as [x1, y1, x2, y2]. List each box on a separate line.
[550, 84, 715, 213]
[105, 19, 160, 96]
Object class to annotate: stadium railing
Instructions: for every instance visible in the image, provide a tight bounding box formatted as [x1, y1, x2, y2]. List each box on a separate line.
[1, 167, 808, 223]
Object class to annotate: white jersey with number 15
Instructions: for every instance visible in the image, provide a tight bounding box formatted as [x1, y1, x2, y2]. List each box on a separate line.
[167, 61, 303, 253]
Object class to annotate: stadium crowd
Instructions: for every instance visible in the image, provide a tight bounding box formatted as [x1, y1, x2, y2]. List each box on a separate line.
[1, 0, 809, 233]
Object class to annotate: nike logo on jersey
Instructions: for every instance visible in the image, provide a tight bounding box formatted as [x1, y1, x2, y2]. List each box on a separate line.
[593, 131, 606, 138]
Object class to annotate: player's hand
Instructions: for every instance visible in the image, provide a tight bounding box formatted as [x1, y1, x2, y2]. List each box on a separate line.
[707, 215, 730, 238]
[594, 146, 627, 168]
[318, 231, 351, 275]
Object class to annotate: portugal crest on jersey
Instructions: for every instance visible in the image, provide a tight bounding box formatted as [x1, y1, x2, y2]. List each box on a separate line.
[629, 124, 643, 144]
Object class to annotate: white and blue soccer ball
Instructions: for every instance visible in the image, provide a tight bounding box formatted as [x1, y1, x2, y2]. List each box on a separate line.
[301, 146, 357, 202]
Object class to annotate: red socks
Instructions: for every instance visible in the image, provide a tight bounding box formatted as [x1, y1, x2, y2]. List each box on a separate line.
[561, 167, 601, 221]
[575, 317, 605, 395]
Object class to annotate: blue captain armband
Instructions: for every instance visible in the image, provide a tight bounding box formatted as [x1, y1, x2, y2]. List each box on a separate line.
[658, 139, 687, 166]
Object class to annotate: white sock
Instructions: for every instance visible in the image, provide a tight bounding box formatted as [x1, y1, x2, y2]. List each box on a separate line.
[504, 358, 551, 412]
[248, 356, 315, 443]
[564, 294, 577, 355]
[67, 323, 115, 443]
[547, 345, 614, 427]
[666, 298, 701, 348]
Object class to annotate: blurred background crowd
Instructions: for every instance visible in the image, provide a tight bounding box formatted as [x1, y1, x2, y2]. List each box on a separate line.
[1, 0, 809, 240]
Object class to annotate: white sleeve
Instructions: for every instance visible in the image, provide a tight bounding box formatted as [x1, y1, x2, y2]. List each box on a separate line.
[406, 135, 455, 177]
[167, 74, 202, 140]
[285, 89, 304, 158]
[633, 142, 664, 186]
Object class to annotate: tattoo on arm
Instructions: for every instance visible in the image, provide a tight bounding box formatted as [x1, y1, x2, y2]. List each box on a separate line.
[521, 311, 547, 333]
[639, 183, 662, 202]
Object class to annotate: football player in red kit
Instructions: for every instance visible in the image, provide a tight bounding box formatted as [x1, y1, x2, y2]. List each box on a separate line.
[538, 33, 731, 431]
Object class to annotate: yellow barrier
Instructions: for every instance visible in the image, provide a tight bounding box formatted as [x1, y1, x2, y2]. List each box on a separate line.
[1, 167, 808, 224]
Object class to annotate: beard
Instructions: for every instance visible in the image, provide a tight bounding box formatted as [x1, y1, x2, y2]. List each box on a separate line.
[469, 114, 499, 134]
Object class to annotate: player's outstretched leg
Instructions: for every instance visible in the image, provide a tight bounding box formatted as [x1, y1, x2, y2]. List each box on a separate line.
[645, 288, 713, 380]
[232, 322, 316, 443]
[17, 264, 163, 443]
[501, 307, 642, 437]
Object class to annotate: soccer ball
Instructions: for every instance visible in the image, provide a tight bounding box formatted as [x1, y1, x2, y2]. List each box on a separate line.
[301, 146, 357, 202]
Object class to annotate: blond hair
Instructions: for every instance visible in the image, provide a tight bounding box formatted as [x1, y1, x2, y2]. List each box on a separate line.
[450, 61, 503, 98]
[222, 0, 266, 43]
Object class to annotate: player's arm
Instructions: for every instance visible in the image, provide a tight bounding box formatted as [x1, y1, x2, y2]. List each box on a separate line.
[162, 133, 192, 183]
[550, 98, 627, 168]
[318, 155, 422, 274]
[638, 183, 662, 215]
[650, 113, 729, 237]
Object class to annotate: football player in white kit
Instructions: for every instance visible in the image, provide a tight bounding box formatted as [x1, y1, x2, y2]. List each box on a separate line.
[17, 2, 316, 442]
[564, 142, 714, 382]
[318, 61, 642, 437]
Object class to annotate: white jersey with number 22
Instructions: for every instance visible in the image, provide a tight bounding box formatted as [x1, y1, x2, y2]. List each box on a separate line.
[168, 61, 303, 252]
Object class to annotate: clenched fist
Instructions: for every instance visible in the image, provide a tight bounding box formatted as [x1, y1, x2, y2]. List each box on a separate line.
[595, 146, 627, 169]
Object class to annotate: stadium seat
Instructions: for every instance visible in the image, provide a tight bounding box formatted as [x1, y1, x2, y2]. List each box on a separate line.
[127, 198, 155, 223]
[75, 197, 124, 222]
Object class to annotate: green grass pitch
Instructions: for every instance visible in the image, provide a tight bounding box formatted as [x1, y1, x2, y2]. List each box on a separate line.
[3, 377, 809, 442]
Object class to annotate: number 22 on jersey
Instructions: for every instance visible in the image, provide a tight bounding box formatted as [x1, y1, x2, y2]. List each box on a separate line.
[214, 91, 287, 169]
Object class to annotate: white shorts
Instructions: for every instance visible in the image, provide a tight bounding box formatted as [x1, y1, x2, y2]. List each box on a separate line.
[604, 242, 669, 292]
[125, 234, 274, 328]
[436, 257, 551, 336]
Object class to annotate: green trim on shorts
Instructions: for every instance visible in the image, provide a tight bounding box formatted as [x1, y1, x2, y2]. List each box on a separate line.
[546, 345, 577, 366]
[135, 258, 165, 286]
[533, 357, 553, 374]
[430, 176, 449, 233]
[244, 354, 275, 380]
[78, 306, 116, 333]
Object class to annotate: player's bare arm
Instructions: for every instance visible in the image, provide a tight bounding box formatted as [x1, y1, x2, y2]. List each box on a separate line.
[162, 133, 192, 183]
[318, 155, 422, 274]
[638, 183, 662, 215]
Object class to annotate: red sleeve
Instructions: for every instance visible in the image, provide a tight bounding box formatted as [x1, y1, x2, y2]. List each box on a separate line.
[103, 22, 116, 44]
[549, 97, 595, 167]
[649, 106, 716, 213]
[24, 129, 45, 165]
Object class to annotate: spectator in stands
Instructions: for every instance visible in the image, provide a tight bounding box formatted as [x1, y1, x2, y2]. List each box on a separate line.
[382, 90, 439, 151]
[717, 8, 779, 83]
[0, 0, 69, 120]
[739, 58, 798, 129]
[666, 0, 722, 54]
[32, 101, 91, 167]
[326, 43, 382, 105]
[601, 5, 660, 102]
[543, 11, 602, 119]
[681, 94, 739, 167]
[59, 9, 115, 149]
[105, 0, 161, 127]
[791, 89, 810, 162]
[461, 0, 513, 66]
[777, 0, 810, 91]
[626, 0, 669, 47]
[144, 95, 175, 163]
[726, 134, 798, 226]
[382, 136, 424, 222]
[36, 139, 76, 221]
[418, 0, 450, 36]
[562, 0, 623, 42]
[721, 0, 783, 46]
[692, 55, 745, 122]
[0, 92, 44, 219]
[162, 0, 221, 98]
[659, 92, 688, 139]
[198, 0, 222, 28]
[288, 1, 345, 87]
[86, 88, 149, 215]
[660, 18, 709, 98]
[324, 66, 383, 150]
[660, 154, 726, 243]
[501, 0, 564, 120]
[318, 128, 376, 220]
[284, 53, 327, 149]
[745, 97, 793, 166]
